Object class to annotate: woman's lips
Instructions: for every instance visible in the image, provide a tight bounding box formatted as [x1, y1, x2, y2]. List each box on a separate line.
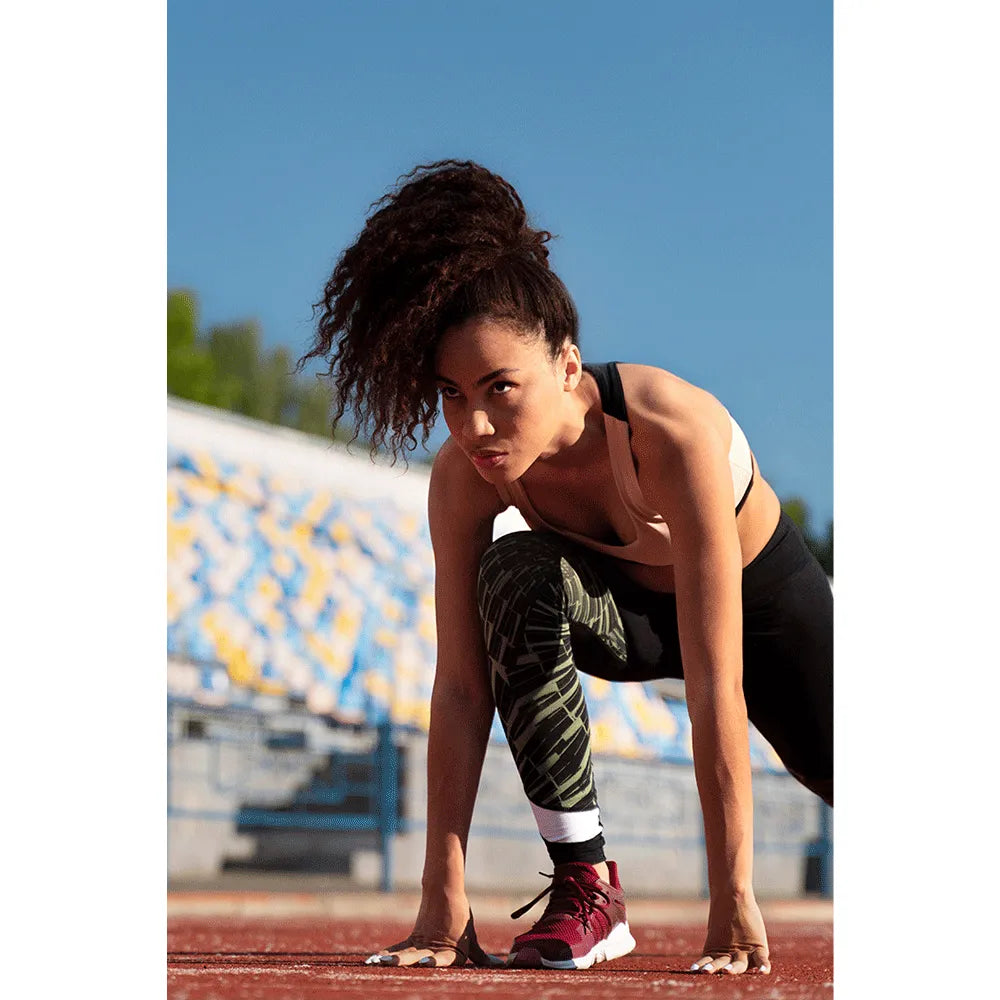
[470, 451, 507, 470]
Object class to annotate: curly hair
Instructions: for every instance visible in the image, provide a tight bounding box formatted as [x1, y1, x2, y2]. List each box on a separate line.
[299, 159, 579, 460]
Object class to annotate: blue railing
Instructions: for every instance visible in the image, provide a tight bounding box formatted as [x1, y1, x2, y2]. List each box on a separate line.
[168, 696, 831, 898]
[167, 699, 401, 891]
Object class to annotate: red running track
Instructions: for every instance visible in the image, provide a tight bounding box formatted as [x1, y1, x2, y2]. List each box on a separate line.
[168, 912, 832, 999]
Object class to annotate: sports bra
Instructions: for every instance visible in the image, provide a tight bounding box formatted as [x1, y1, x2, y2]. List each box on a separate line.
[493, 362, 755, 566]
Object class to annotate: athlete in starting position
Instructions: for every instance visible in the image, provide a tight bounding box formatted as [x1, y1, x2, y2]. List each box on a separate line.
[301, 160, 832, 975]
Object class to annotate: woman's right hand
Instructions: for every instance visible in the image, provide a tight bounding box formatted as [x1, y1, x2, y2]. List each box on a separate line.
[364, 894, 504, 968]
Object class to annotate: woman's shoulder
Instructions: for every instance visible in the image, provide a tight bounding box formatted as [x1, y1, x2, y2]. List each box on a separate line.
[615, 362, 729, 440]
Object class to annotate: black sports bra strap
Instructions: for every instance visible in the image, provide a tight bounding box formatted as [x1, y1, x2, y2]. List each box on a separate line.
[582, 361, 628, 423]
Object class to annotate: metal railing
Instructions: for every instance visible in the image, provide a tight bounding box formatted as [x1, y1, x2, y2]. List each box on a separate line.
[167, 698, 401, 891]
[168, 696, 831, 898]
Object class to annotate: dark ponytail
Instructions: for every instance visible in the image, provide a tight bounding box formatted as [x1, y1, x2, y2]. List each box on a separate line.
[300, 159, 579, 460]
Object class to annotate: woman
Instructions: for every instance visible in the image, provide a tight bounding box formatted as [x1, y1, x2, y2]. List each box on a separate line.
[301, 160, 833, 975]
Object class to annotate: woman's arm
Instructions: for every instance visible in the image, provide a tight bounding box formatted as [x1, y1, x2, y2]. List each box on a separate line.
[366, 439, 505, 968]
[630, 371, 770, 976]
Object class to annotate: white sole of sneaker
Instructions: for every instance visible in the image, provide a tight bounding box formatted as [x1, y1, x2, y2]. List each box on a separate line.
[523, 921, 637, 971]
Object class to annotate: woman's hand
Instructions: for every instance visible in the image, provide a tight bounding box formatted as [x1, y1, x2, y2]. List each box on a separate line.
[364, 894, 503, 968]
[690, 890, 770, 975]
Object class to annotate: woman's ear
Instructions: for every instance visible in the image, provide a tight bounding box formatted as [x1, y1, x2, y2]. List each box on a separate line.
[560, 342, 583, 391]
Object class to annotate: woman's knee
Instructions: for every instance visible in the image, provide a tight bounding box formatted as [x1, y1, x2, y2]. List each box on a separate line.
[477, 531, 569, 617]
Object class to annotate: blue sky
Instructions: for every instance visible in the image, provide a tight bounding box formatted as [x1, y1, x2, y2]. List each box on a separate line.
[168, 0, 832, 527]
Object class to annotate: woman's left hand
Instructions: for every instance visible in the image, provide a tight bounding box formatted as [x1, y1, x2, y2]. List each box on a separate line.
[690, 890, 770, 975]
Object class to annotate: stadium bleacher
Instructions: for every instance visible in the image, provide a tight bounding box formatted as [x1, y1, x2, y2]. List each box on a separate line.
[167, 398, 787, 771]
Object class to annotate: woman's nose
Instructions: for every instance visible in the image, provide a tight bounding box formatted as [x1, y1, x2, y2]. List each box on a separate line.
[466, 408, 494, 437]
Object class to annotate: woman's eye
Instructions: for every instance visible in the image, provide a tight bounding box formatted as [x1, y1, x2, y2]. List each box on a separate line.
[438, 383, 512, 401]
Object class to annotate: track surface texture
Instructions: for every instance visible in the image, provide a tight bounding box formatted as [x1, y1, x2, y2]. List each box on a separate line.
[168, 891, 832, 999]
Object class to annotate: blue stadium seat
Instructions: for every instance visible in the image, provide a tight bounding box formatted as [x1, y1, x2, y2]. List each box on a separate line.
[167, 444, 786, 772]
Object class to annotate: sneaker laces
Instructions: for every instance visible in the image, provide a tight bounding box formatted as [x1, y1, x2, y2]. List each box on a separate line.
[510, 871, 611, 932]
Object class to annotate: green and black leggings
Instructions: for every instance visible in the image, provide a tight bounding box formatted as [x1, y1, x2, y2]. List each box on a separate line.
[476, 511, 833, 865]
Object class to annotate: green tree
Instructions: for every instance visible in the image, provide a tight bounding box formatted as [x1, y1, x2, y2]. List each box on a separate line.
[781, 496, 811, 535]
[205, 321, 259, 413]
[294, 378, 333, 437]
[813, 521, 833, 578]
[251, 345, 296, 425]
[167, 287, 362, 448]
[167, 289, 216, 403]
[780, 495, 833, 577]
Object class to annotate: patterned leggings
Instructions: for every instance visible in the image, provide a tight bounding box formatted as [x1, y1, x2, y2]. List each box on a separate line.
[476, 515, 834, 859]
[477, 532, 625, 814]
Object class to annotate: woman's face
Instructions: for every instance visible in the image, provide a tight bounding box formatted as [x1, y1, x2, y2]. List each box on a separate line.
[434, 316, 580, 482]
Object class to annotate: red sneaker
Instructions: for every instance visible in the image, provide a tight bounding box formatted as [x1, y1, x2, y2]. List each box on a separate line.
[506, 861, 636, 970]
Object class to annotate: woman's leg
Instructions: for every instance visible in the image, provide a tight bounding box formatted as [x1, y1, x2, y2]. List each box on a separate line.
[599, 514, 833, 805]
[478, 516, 834, 865]
[477, 531, 630, 864]
[739, 513, 834, 805]
[479, 532, 642, 969]
[596, 514, 833, 804]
